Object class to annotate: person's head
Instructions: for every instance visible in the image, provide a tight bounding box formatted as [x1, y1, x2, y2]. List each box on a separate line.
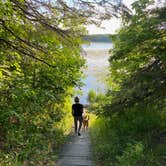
[74, 96, 79, 103]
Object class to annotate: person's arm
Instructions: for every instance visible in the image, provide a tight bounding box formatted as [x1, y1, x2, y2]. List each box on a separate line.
[72, 105, 74, 116]
[81, 105, 84, 114]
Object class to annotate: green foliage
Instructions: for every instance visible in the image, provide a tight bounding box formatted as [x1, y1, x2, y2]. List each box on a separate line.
[0, 0, 86, 165]
[105, 0, 166, 115]
[87, 90, 106, 114]
[90, 106, 166, 166]
[90, 1, 166, 166]
[88, 90, 96, 103]
[117, 142, 144, 166]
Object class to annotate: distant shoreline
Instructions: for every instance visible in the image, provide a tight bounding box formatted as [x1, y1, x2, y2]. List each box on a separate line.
[83, 34, 112, 43]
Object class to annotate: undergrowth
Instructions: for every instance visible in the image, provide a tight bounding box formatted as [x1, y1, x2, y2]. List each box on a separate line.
[90, 106, 166, 166]
[0, 98, 73, 166]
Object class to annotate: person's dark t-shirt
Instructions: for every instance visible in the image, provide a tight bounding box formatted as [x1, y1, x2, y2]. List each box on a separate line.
[72, 103, 83, 116]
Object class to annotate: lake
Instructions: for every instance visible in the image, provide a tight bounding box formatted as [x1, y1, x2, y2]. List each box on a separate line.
[76, 42, 112, 104]
[82, 42, 112, 50]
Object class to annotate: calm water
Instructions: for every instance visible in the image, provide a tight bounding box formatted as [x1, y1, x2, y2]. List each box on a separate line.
[76, 42, 112, 104]
[82, 42, 112, 50]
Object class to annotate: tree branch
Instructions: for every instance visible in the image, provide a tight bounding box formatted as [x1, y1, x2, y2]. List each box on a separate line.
[0, 38, 56, 67]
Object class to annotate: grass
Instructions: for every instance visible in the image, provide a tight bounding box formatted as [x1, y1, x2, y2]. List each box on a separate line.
[90, 107, 166, 166]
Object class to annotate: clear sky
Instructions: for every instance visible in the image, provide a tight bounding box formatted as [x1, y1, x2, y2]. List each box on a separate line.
[86, 0, 136, 34]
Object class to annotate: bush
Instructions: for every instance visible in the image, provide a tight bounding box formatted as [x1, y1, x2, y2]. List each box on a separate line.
[117, 142, 144, 166]
[90, 105, 166, 166]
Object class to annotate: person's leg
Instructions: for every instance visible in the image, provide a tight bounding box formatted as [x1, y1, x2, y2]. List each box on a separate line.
[74, 117, 78, 133]
[78, 116, 83, 133]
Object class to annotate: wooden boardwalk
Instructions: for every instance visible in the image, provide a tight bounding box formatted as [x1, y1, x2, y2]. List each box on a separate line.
[56, 131, 93, 166]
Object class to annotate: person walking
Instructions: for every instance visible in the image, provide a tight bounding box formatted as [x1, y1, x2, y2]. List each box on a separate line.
[72, 96, 83, 136]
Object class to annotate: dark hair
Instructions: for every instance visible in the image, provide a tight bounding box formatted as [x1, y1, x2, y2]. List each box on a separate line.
[74, 96, 79, 102]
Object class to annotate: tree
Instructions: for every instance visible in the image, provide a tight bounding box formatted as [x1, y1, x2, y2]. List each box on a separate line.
[102, 0, 166, 115]
[0, 0, 86, 164]
[88, 89, 96, 103]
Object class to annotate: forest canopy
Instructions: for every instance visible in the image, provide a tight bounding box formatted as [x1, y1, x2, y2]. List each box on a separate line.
[102, 0, 166, 115]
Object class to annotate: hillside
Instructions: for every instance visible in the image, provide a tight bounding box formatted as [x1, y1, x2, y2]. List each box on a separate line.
[83, 34, 112, 43]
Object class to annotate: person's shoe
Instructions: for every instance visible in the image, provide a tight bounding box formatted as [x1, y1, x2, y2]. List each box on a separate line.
[78, 132, 81, 136]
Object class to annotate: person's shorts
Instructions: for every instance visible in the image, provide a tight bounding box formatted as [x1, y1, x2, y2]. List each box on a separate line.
[74, 116, 83, 122]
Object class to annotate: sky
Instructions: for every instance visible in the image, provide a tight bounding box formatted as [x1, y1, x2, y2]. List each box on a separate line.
[86, 0, 136, 34]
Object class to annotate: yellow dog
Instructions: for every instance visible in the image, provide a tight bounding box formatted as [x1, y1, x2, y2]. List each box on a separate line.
[82, 111, 90, 131]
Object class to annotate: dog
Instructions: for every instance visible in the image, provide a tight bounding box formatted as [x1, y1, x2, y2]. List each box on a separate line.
[82, 113, 90, 131]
